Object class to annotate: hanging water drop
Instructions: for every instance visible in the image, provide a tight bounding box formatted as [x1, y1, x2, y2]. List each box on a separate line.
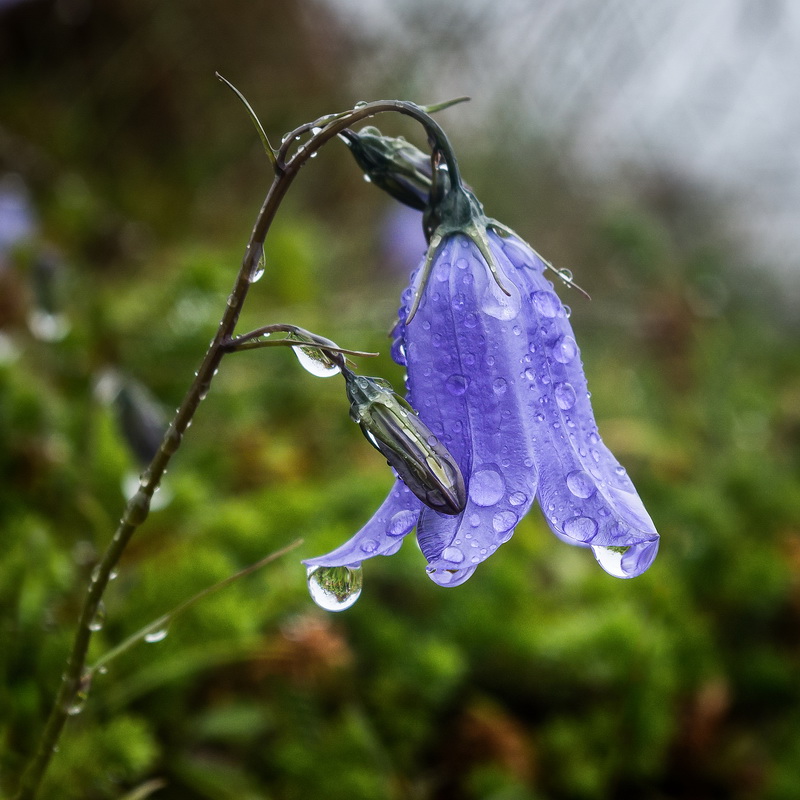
[65, 676, 92, 716]
[292, 345, 340, 377]
[248, 252, 266, 283]
[306, 565, 363, 611]
[144, 627, 169, 643]
[591, 540, 659, 578]
[88, 601, 106, 632]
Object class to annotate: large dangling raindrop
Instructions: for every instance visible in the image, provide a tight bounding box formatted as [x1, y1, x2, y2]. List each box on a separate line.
[306, 565, 363, 611]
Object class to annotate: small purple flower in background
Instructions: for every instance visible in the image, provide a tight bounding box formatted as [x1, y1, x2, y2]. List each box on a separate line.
[380, 204, 427, 276]
[0, 174, 37, 257]
[305, 124, 658, 598]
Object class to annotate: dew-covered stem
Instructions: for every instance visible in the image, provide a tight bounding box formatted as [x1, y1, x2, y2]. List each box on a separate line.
[85, 539, 303, 677]
[13, 94, 458, 800]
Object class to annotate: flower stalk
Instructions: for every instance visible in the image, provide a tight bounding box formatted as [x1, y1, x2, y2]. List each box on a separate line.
[14, 91, 462, 800]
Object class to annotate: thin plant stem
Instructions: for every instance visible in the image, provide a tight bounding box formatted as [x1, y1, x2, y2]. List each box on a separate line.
[86, 539, 303, 677]
[13, 96, 462, 800]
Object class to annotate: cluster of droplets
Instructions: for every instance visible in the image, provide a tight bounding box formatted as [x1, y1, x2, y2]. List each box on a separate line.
[498, 235, 658, 579]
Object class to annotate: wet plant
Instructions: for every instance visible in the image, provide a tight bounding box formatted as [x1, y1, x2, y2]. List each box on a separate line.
[12, 80, 658, 798]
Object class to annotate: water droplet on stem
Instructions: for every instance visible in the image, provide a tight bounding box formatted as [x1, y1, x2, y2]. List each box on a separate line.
[292, 345, 340, 377]
[144, 627, 169, 643]
[88, 601, 106, 632]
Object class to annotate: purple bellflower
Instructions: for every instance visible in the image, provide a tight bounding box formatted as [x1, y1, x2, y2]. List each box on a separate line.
[306, 129, 658, 586]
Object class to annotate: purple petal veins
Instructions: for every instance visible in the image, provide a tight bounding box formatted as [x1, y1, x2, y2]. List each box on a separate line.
[493, 232, 658, 577]
[303, 480, 422, 568]
[405, 235, 538, 585]
[306, 224, 658, 583]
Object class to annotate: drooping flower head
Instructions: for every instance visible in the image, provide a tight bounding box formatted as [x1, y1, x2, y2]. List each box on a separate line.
[305, 125, 658, 588]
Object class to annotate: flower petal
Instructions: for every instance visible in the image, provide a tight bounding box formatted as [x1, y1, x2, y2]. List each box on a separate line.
[405, 234, 539, 584]
[303, 480, 421, 568]
[494, 233, 658, 576]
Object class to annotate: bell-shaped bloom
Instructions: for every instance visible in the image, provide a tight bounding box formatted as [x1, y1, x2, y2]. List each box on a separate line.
[305, 225, 658, 585]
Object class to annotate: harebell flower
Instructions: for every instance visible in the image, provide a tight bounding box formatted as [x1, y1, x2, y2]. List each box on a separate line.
[306, 128, 659, 588]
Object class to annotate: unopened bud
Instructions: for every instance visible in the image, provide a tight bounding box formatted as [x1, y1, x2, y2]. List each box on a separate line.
[341, 127, 433, 211]
[113, 377, 167, 466]
[344, 372, 466, 515]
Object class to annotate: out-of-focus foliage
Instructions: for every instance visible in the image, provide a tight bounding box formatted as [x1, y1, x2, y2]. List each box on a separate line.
[2, 2, 800, 800]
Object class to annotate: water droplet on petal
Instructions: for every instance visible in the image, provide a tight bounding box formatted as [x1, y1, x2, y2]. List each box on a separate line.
[386, 509, 418, 537]
[552, 335, 578, 363]
[509, 491, 527, 506]
[563, 516, 598, 542]
[566, 470, 596, 499]
[554, 382, 577, 410]
[383, 539, 403, 556]
[532, 290, 560, 318]
[492, 377, 507, 395]
[492, 510, 518, 534]
[445, 374, 468, 396]
[307, 565, 363, 611]
[481, 280, 521, 321]
[144, 627, 169, 643]
[360, 539, 379, 554]
[469, 469, 505, 506]
[442, 546, 464, 563]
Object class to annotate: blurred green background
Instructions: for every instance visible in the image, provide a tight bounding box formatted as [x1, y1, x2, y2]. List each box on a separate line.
[2, 1, 800, 798]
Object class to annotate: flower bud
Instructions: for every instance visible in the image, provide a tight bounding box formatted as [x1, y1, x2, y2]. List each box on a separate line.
[113, 377, 167, 466]
[344, 372, 466, 515]
[341, 127, 433, 211]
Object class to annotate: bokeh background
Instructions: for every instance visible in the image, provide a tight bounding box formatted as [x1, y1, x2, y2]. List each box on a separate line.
[2, 1, 800, 798]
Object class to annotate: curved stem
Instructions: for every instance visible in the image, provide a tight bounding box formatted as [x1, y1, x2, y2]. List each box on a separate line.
[13, 96, 458, 800]
[275, 99, 465, 191]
